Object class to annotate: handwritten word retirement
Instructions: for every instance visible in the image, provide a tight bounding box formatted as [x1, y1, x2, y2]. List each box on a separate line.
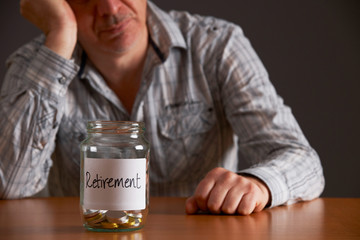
[86, 171, 142, 189]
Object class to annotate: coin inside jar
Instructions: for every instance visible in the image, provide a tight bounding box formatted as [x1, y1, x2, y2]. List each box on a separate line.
[85, 212, 107, 226]
[101, 222, 119, 229]
[83, 209, 100, 219]
[127, 212, 143, 219]
[106, 211, 129, 224]
[126, 217, 141, 227]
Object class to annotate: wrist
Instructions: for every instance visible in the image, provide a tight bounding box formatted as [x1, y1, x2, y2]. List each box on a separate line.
[45, 26, 77, 59]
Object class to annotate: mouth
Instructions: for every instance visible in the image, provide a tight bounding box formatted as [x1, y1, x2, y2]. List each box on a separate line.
[97, 16, 133, 39]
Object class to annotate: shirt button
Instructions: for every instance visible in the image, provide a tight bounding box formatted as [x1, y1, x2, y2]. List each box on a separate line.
[58, 75, 67, 84]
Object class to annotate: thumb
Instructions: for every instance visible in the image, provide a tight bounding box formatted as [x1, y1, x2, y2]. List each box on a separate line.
[185, 196, 198, 214]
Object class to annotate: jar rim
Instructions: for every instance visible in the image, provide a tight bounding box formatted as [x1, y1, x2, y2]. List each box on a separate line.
[87, 121, 144, 134]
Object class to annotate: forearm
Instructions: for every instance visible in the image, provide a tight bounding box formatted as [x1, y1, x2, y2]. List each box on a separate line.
[45, 27, 77, 60]
[0, 41, 78, 199]
[214, 25, 325, 207]
[229, 77, 324, 206]
[228, 85, 325, 206]
[239, 144, 325, 207]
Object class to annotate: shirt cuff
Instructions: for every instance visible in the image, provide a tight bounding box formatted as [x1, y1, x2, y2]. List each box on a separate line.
[24, 45, 79, 98]
[239, 166, 289, 208]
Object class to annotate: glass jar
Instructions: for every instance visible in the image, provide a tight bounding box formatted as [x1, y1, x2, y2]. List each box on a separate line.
[80, 121, 150, 232]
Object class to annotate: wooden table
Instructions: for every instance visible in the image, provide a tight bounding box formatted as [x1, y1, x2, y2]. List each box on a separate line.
[0, 197, 359, 240]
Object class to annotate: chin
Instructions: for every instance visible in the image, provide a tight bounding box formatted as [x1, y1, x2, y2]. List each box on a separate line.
[101, 37, 141, 55]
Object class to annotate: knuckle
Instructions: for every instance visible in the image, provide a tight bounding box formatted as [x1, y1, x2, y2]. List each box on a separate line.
[207, 201, 216, 210]
[208, 167, 225, 177]
[223, 170, 235, 179]
[247, 182, 257, 192]
[236, 175, 248, 183]
[207, 202, 221, 214]
[219, 171, 237, 185]
[238, 208, 252, 215]
[213, 167, 225, 172]
[221, 206, 235, 215]
[236, 177, 256, 191]
[237, 203, 254, 215]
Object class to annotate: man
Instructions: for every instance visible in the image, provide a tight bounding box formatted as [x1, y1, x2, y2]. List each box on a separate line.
[0, 0, 325, 215]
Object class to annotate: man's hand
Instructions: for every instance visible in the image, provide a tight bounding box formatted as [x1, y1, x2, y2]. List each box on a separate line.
[20, 0, 78, 59]
[185, 167, 270, 215]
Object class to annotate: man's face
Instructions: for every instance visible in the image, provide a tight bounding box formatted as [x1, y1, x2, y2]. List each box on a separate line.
[67, 0, 148, 55]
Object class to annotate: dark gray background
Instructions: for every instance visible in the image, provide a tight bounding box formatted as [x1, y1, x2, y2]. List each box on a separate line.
[0, 1, 359, 197]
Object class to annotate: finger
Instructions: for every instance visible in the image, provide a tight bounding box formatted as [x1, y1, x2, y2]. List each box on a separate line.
[253, 195, 268, 213]
[206, 183, 228, 214]
[185, 196, 198, 214]
[193, 177, 216, 212]
[192, 168, 227, 212]
[221, 187, 244, 215]
[207, 171, 238, 214]
[237, 192, 257, 215]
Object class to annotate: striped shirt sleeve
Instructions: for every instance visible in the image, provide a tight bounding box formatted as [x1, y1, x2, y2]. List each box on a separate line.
[0, 38, 78, 199]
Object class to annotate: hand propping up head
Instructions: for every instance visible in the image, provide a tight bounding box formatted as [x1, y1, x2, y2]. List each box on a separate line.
[20, 0, 78, 59]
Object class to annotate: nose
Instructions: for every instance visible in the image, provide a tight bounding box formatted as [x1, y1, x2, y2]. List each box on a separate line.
[97, 0, 122, 16]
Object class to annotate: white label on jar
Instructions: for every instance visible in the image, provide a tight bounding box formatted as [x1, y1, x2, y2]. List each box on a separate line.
[83, 158, 146, 210]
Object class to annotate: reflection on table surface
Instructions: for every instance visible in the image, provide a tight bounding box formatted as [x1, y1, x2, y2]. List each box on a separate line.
[0, 197, 359, 240]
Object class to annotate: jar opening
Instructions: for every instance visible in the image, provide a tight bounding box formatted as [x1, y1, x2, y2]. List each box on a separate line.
[87, 121, 144, 134]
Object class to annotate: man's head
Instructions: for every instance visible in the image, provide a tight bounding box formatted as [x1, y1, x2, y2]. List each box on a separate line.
[67, 0, 148, 56]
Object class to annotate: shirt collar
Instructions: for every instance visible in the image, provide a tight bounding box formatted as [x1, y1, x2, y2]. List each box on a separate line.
[146, 1, 187, 61]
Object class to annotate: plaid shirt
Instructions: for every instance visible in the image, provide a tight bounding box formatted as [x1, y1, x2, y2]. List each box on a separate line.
[0, 1, 324, 207]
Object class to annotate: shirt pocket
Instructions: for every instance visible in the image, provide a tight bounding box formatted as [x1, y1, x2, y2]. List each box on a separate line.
[158, 101, 215, 140]
[157, 101, 216, 159]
